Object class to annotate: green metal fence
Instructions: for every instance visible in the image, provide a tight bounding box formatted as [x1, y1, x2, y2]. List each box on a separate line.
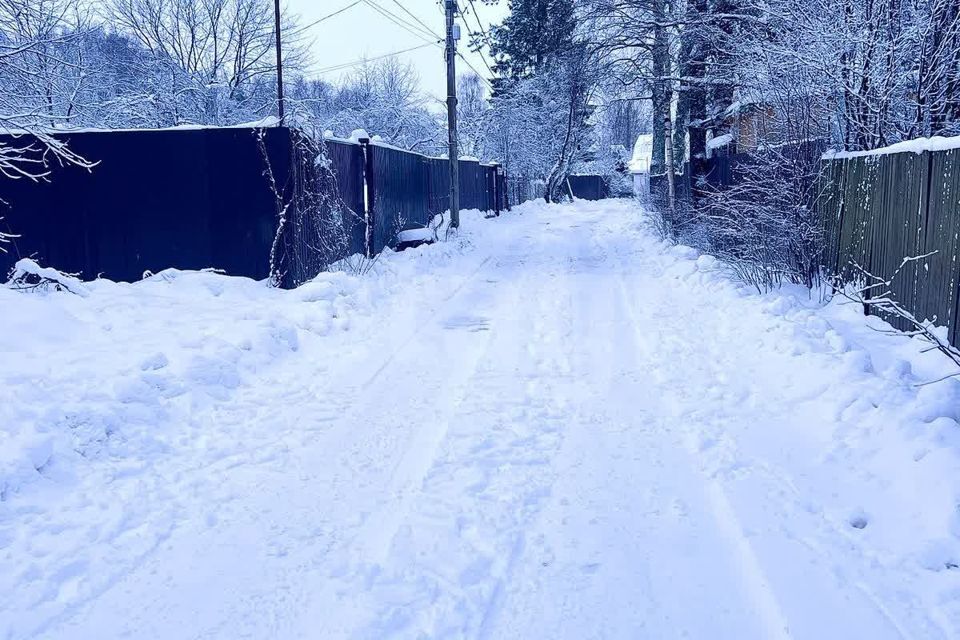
[818, 148, 960, 345]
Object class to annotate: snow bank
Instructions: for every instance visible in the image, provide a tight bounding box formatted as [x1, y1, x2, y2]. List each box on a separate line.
[0, 221, 480, 504]
[633, 217, 960, 632]
[823, 134, 960, 159]
[0, 209, 495, 638]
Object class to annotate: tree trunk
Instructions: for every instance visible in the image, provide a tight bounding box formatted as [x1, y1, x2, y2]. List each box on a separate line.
[664, 113, 676, 214]
[650, 1, 671, 176]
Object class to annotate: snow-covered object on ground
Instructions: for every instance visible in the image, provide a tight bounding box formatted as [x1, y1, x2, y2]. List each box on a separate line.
[6, 259, 89, 297]
[823, 134, 960, 159]
[2, 200, 960, 639]
[707, 132, 735, 150]
[396, 226, 436, 246]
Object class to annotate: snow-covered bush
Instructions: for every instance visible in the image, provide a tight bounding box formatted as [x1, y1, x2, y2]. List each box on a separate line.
[5, 259, 89, 296]
[695, 152, 824, 292]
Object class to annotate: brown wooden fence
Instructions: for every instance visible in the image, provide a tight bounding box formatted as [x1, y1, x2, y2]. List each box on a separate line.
[817, 147, 960, 345]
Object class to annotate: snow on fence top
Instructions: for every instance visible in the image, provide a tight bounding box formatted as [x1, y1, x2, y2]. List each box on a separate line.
[823, 134, 960, 160]
[0, 116, 280, 136]
[328, 129, 495, 166]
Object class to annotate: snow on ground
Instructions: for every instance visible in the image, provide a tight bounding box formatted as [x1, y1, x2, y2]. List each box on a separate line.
[2, 199, 960, 639]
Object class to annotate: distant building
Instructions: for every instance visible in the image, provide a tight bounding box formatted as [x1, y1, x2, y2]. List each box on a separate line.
[629, 133, 653, 195]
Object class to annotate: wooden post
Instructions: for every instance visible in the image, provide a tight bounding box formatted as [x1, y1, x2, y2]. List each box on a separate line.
[445, 0, 460, 229]
[491, 164, 500, 216]
[358, 136, 375, 257]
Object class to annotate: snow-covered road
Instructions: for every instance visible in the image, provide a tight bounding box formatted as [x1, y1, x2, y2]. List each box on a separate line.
[4, 199, 960, 639]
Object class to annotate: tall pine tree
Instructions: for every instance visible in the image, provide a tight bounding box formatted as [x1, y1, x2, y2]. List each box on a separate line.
[489, 0, 577, 79]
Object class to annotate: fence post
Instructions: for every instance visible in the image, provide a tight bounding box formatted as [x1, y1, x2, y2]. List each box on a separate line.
[490, 163, 500, 216]
[358, 136, 375, 258]
[503, 169, 510, 210]
[425, 156, 433, 218]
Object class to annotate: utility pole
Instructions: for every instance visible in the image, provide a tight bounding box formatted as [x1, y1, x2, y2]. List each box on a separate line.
[273, 0, 285, 125]
[445, 0, 460, 229]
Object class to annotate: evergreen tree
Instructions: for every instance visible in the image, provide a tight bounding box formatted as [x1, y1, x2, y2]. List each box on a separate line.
[489, 0, 578, 78]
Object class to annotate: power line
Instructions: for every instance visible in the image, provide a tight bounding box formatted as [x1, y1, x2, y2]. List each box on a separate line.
[289, 1, 362, 36]
[387, 0, 443, 40]
[461, 0, 496, 79]
[362, 0, 441, 45]
[457, 51, 494, 89]
[464, 0, 490, 40]
[305, 41, 442, 77]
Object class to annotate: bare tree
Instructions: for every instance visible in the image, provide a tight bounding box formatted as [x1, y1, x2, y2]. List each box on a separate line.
[106, 0, 307, 124]
[457, 72, 488, 158]
[290, 59, 443, 153]
[0, 0, 94, 180]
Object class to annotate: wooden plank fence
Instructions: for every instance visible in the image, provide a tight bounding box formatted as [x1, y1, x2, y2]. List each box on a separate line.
[818, 147, 960, 345]
[0, 126, 609, 288]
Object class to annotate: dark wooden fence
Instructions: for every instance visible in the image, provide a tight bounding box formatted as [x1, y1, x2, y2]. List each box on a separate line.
[0, 127, 509, 287]
[567, 175, 609, 200]
[817, 147, 960, 345]
[0, 127, 290, 284]
[0, 126, 612, 287]
[357, 143, 508, 255]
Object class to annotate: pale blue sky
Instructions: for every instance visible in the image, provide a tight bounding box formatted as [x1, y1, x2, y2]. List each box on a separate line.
[286, 0, 506, 103]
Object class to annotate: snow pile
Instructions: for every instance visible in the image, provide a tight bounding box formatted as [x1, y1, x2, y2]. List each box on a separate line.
[0, 209, 497, 638]
[396, 227, 436, 245]
[1, 270, 338, 499]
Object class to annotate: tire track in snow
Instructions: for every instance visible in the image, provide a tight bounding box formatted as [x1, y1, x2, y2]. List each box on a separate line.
[614, 269, 794, 640]
[616, 225, 936, 640]
[322, 229, 580, 639]
[478, 217, 794, 639]
[360, 255, 493, 391]
[32, 239, 513, 640]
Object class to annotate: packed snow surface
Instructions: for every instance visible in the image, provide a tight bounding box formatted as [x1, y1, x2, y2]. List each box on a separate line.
[3, 199, 960, 639]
